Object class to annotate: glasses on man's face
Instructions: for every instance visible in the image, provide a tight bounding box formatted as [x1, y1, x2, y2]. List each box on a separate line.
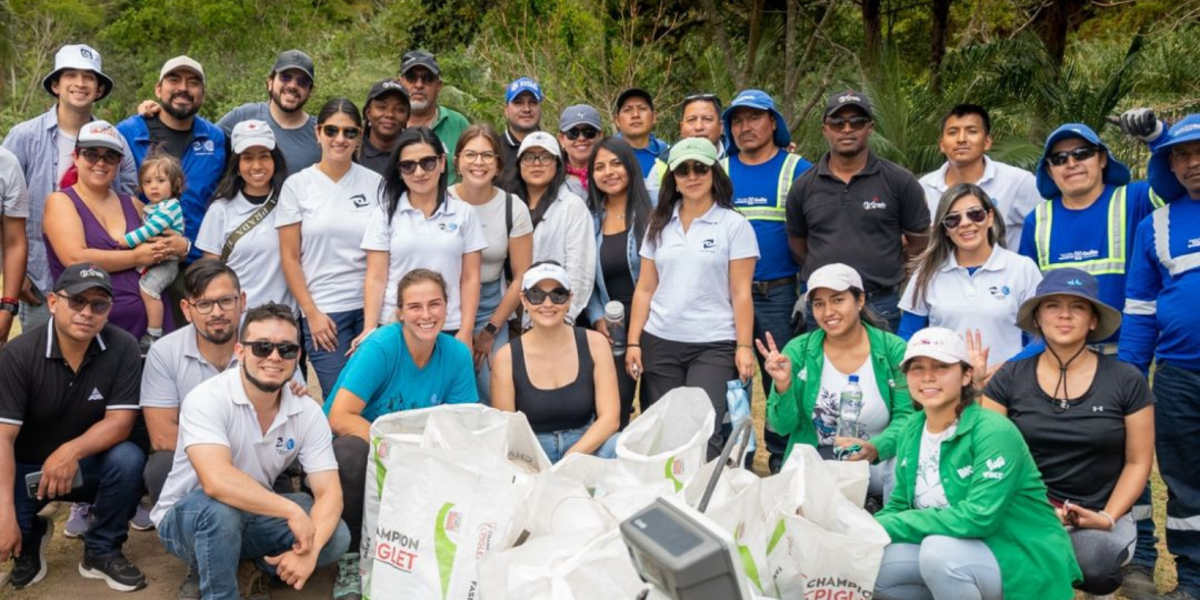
[1046, 146, 1101, 167]
[460, 150, 497, 164]
[79, 148, 122, 166]
[56, 292, 112, 315]
[673, 161, 711, 178]
[520, 152, 556, 166]
[403, 71, 438, 85]
[525, 287, 570, 305]
[189, 294, 239, 314]
[563, 127, 600, 141]
[320, 125, 361, 140]
[824, 116, 872, 131]
[277, 71, 312, 89]
[397, 156, 439, 175]
[942, 206, 989, 229]
[244, 340, 302, 360]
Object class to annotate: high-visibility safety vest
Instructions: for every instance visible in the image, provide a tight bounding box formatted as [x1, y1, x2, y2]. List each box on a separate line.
[1034, 185, 1129, 276]
[1150, 187, 1166, 209]
[720, 153, 806, 223]
[1151, 203, 1200, 279]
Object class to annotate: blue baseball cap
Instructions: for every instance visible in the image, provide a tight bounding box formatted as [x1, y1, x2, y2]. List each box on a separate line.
[722, 89, 791, 153]
[1035, 123, 1131, 198]
[1147, 114, 1200, 202]
[506, 77, 542, 103]
[1015, 268, 1122, 341]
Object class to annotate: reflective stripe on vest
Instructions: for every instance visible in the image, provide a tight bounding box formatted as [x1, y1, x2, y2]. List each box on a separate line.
[1033, 186, 1127, 275]
[1152, 204, 1200, 278]
[1150, 188, 1166, 210]
[722, 153, 803, 222]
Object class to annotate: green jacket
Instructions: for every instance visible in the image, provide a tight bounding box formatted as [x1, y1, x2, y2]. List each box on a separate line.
[875, 403, 1082, 600]
[432, 105, 470, 184]
[766, 324, 912, 462]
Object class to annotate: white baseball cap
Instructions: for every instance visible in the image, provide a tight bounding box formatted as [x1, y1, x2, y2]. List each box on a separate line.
[42, 44, 114, 101]
[803, 263, 863, 302]
[76, 120, 124, 154]
[159, 56, 206, 85]
[522, 262, 571, 291]
[231, 120, 277, 154]
[901, 327, 972, 368]
[517, 131, 561, 158]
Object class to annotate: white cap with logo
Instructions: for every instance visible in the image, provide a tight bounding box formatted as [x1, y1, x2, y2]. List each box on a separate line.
[901, 327, 972, 368]
[522, 262, 571, 291]
[231, 120, 277, 154]
[803, 263, 863, 302]
[76, 120, 125, 154]
[159, 56, 206, 85]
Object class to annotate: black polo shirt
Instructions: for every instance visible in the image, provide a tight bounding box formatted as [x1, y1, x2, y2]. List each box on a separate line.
[785, 151, 930, 291]
[357, 138, 393, 177]
[0, 321, 142, 464]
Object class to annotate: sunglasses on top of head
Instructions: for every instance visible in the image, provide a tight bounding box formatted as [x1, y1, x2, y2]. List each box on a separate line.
[320, 125, 361, 140]
[525, 287, 570, 305]
[941, 206, 989, 229]
[1046, 145, 1101, 167]
[244, 340, 302, 360]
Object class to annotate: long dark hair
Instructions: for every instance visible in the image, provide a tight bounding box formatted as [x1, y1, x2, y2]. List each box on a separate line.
[911, 183, 1006, 306]
[379, 126, 448, 224]
[213, 144, 288, 202]
[586, 137, 652, 243]
[514, 146, 567, 228]
[646, 160, 734, 246]
[317, 97, 362, 129]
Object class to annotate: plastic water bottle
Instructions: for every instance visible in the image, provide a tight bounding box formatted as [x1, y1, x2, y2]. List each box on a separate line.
[835, 374, 864, 460]
[725, 379, 757, 454]
[604, 301, 626, 356]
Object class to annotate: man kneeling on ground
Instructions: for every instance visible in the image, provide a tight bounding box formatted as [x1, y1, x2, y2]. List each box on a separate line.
[151, 302, 349, 598]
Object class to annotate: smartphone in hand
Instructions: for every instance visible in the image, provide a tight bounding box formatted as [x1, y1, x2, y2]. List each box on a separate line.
[25, 470, 84, 499]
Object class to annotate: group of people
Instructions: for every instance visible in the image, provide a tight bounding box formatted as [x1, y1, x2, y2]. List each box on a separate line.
[0, 41, 1196, 600]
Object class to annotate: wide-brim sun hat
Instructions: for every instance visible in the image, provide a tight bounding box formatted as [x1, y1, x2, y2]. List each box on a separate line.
[1147, 114, 1200, 202]
[1015, 267, 1122, 342]
[42, 44, 114, 102]
[722, 89, 791, 151]
[1035, 123, 1132, 198]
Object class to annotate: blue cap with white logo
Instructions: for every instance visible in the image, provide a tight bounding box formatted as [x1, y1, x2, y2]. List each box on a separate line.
[1148, 114, 1200, 202]
[722, 89, 791, 152]
[1015, 268, 1122, 341]
[1035, 123, 1131, 199]
[506, 77, 543, 103]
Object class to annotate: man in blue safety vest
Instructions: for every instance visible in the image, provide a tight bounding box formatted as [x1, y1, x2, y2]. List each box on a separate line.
[721, 89, 813, 473]
[1120, 113, 1200, 600]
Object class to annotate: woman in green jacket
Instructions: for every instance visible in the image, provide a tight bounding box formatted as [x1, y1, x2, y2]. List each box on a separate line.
[759, 263, 912, 500]
[872, 327, 1081, 600]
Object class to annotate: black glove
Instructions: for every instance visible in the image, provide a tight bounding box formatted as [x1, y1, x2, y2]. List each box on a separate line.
[1118, 108, 1163, 142]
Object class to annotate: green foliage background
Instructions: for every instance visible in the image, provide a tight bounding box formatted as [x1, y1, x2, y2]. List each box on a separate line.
[0, 0, 1197, 176]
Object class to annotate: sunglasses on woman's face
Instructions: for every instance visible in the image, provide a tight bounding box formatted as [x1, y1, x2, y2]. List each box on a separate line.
[244, 340, 302, 360]
[79, 148, 122, 165]
[397, 156, 439, 175]
[525, 287, 570, 305]
[563, 127, 600, 141]
[320, 125, 361, 140]
[673, 161, 711, 178]
[941, 206, 989, 229]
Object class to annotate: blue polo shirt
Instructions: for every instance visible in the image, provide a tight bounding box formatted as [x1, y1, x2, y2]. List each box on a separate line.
[322, 324, 478, 422]
[727, 150, 813, 281]
[116, 115, 226, 262]
[622, 134, 670, 178]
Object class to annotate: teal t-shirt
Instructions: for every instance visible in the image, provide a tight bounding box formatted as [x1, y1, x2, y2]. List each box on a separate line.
[322, 323, 479, 422]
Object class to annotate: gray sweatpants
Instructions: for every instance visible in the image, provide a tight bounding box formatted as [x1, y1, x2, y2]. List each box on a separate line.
[874, 536, 1003, 600]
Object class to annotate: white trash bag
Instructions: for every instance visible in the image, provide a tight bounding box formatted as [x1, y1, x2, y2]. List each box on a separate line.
[615, 386, 715, 492]
[478, 529, 646, 600]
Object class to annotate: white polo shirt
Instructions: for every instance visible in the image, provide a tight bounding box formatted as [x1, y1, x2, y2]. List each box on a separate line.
[275, 164, 383, 315]
[150, 368, 337, 526]
[531, 186, 596, 321]
[919, 156, 1041, 250]
[360, 193, 488, 329]
[196, 192, 297, 313]
[641, 203, 759, 344]
[140, 325, 237, 409]
[899, 246, 1042, 362]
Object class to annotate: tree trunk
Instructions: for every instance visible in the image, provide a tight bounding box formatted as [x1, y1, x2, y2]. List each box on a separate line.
[699, 0, 746, 90]
[745, 0, 764, 83]
[1034, 0, 1087, 67]
[863, 0, 882, 67]
[929, 0, 951, 95]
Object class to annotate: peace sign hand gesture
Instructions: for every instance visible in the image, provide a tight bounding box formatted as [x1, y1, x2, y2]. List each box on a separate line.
[966, 329, 1000, 387]
[754, 332, 794, 394]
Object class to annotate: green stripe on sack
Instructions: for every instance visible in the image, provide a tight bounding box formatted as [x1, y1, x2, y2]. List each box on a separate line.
[435, 502, 458, 600]
[664, 456, 683, 492]
[737, 541, 764, 592]
[766, 518, 787, 555]
[372, 437, 387, 498]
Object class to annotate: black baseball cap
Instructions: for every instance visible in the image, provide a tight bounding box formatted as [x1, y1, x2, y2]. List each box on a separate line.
[616, 88, 654, 112]
[367, 79, 410, 104]
[272, 50, 315, 80]
[400, 50, 440, 77]
[54, 263, 113, 297]
[824, 89, 874, 119]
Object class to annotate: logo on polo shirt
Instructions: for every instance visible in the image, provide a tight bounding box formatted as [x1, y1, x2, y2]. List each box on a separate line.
[87, 388, 104, 401]
[351, 193, 369, 208]
[988, 285, 1011, 300]
[862, 198, 886, 210]
[275, 437, 296, 455]
[190, 140, 216, 155]
[701, 239, 716, 252]
[1093, 406, 1105, 412]
[439, 222, 459, 233]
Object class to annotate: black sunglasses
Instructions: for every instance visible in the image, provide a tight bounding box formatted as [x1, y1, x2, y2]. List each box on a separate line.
[79, 148, 122, 166]
[320, 125, 361, 140]
[824, 115, 872, 131]
[525, 287, 570, 305]
[402, 71, 438, 85]
[1047, 146, 1101, 167]
[277, 71, 312, 89]
[673, 162, 711, 178]
[55, 292, 112, 315]
[942, 206, 989, 229]
[563, 127, 600, 141]
[244, 340, 302, 360]
[397, 155, 439, 175]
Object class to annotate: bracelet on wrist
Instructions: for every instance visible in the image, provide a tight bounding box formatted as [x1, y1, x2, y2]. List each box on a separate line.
[1098, 510, 1116, 530]
[627, 343, 640, 348]
[737, 343, 752, 349]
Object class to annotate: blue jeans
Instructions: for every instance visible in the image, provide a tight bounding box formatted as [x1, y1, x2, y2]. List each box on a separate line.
[18, 299, 50, 333]
[13, 441, 144, 557]
[1153, 361, 1200, 594]
[157, 489, 351, 600]
[753, 282, 798, 473]
[473, 279, 510, 404]
[874, 536, 1002, 600]
[301, 308, 365, 399]
[536, 423, 619, 464]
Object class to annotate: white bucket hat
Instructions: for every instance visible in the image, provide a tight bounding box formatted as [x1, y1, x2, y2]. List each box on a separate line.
[42, 44, 114, 101]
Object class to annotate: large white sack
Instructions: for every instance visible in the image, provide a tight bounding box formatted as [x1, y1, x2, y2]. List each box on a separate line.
[365, 445, 529, 600]
[549, 453, 674, 522]
[478, 529, 646, 600]
[779, 443, 871, 508]
[615, 387, 715, 492]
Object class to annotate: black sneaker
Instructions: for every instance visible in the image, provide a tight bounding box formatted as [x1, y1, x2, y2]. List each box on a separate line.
[1119, 564, 1158, 600]
[11, 515, 51, 588]
[78, 550, 147, 592]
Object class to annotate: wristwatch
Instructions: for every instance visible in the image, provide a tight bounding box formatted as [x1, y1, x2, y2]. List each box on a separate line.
[0, 298, 18, 316]
[483, 322, 501, 336]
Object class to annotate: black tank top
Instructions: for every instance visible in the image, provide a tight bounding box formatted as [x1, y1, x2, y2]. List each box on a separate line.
[511, 327, 596, 432]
